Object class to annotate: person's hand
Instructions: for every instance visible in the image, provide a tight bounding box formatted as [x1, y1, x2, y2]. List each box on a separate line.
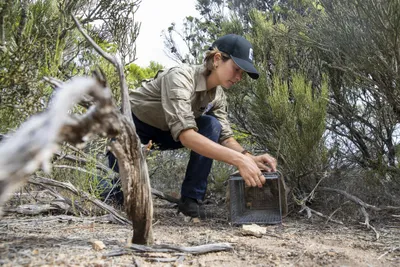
[236, 155, 266, 188]
[236, 152, 277, 188]
[251, 153, 277, 172]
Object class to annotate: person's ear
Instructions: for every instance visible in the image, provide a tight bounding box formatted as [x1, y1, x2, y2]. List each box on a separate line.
[213, 52, 222, 68]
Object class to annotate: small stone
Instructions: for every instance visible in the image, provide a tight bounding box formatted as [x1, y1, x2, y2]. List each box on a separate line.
[229, 237, 239, 243]
[192, 218, 201, 223]
[91, 240, 106, 251]
[242, 224, 266, 238]
[327, 251, 336, 256]
[92, 260, 105, 266]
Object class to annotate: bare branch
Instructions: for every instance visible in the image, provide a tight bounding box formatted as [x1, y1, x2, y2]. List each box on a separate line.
[0, 76, 115, 215]
[53, 150, 113, 174]
[29, 175, 130, 225]
[319, 187, 400, 212]
[103, 243, 233, 258]
[299, 204, 344, 225]
[71, 14, 133, 123]
[71, 15, 116, 64]
[318, 186, 400, 239]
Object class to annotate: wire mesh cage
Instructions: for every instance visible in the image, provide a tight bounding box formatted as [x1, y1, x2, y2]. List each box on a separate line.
[229, 172, 284, 225]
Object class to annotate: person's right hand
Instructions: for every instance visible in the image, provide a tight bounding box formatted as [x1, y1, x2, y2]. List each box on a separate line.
[237, 155, 265, 188]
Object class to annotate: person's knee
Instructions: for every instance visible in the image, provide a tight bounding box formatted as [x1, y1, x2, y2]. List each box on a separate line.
[209, 116, 222, 135]
[197, 115, 222, 139]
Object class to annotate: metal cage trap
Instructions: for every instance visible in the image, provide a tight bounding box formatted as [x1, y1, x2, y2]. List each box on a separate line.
[228, 172, 287, 225]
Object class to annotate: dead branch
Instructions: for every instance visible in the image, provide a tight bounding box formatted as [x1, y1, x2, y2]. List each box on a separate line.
[0, 74, 116, 216]
[0, 214, 121, 225]
[359, 206, 380, 240]
[151, 188, 179, 204]
[0, 12, 154, 246]
[38, 185, 89, 216]
[28, 176, 130, 225]
[305, 172, 327, 202]
[325, 201, 350, 225]
[317, 187, 400, 240]
[4, 204, 58, 215]
[53, 150, 113, 174]
[103, 243, 233, 258]
[73, 14, 153, 245]
[319, 187, 400, 212]
[0, 71, 153, 244]
[377, 247, 400, 260]
[146, 257, 182, 263]
[71, 14, 132, 122]
[299, 204, 344, 225]
[131, 243, 233, 254]
[53, 164, 98, 176]
[294, 173, 345, 225]
[54, 150, 177, 204]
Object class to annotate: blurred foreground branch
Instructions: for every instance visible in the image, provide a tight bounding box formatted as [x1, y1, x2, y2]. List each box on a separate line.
[0, 71, 153, 244]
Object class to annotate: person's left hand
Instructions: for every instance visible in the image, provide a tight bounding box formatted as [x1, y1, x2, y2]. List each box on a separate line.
[250, 153, 277, 172]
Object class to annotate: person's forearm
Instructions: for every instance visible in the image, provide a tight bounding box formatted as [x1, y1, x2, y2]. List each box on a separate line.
[179, 129, 269, 187]
[220, 137, 245, 152]
[179, 129, 245, 167]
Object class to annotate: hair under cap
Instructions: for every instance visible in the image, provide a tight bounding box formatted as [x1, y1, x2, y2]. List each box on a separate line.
[210, 34, 259, 79]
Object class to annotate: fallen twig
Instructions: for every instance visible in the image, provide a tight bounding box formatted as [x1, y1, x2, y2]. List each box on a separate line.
[319, 187, 400, 212]
[359, 206, 380, 240]
[325, 201, 350, 225]
[29, 175, 130, 225]
[56, 150, 177, 204]
[151, 188, 179, 204]
[36, 184, 89, 216]
[130, 243, 233, 255]
[102, 249, 128, 258]
[0, 214, 119, 225]
[53, 150, 115, 175]
[103, 243, 233, 258]
[299, 204, 344, 225]
[146, 257, 180, 263]
[377, 247, 400, 260]
[317, 187, 400, 240]
[53, 164, 98, 176]
[294, 172, 344, 225]
[4, 203, 58, 215]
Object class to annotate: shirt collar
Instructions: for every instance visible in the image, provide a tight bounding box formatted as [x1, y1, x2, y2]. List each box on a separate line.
[194, 65, 208, 92]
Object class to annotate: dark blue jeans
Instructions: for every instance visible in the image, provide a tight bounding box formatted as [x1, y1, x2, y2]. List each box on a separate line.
[108, 113, 222, 200]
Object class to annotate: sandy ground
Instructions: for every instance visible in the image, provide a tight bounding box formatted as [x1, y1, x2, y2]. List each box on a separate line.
[1, 199, 399, 267]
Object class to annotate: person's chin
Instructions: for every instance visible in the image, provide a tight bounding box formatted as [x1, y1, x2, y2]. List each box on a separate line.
[223, 81, 233, 89]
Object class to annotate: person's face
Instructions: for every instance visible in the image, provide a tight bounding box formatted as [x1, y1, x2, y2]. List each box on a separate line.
[214, 53, 244, 89]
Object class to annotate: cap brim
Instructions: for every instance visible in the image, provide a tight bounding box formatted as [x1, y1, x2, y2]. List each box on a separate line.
[231, 56, 259, 80]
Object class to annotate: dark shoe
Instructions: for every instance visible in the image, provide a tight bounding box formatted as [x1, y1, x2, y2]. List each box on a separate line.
[177, 196, 207, 219]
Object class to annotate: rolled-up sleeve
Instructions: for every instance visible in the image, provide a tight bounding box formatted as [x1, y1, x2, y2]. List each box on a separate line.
[209, 90, 234, 142]
[161, 69, 198, 141]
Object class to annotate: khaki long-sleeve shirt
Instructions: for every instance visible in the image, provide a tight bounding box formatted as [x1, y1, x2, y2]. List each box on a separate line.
[129, 64, 234, 142]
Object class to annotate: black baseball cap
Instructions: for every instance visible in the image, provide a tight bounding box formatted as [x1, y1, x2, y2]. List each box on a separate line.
[210, 34, 259, 80]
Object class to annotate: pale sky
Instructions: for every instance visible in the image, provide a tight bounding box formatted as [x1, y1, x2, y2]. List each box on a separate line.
[135, 0, 199, 68]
